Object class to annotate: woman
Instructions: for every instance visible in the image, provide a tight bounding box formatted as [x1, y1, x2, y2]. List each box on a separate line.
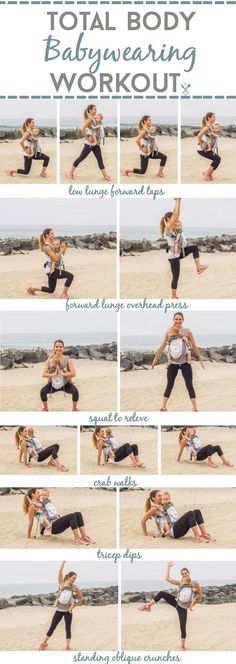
[160, 198, 208, 299]
[139, 561, 203, 652]
[122, 115, 167, 178]
[6, 118, 50, 178]
[93, 426, 145, 467]
[39, 561, 84, 651]
[141, 489, 214, 543]
[151, 312, 204, 411]
[24, 488, 94, 545]
[15, 426, 69, 472]
[66, 105, 111, 181]
[197, 112, 221, 181]
[40, 340, 79, 412]
[178, 427, 233, 468]
[27, 228, 74, 299]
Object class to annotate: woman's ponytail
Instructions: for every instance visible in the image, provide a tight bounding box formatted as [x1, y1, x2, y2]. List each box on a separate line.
[145, 490, 159, 512]
[15, 426, 26, 448]
[22, 118, 34, 133]
[39, 228, 53, 252]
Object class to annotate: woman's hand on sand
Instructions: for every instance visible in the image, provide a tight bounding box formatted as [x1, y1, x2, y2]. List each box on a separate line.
[151, 357, 157, 369]
[199, 359, 205, 369]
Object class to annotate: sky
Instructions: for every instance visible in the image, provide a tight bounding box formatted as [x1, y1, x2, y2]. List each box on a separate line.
[122, 560, 236, 585]
[0, 99, 56, 121]
[121, 311, 236, 338]
[0, 198, 116, 230]
[120, 99, 177, 121]
[0, 561, 117, 586]
[61, 99, 117, 122]
[120, 198, 236, 230]
[181, 99, 236, 121]
[1, 310, 117, 337]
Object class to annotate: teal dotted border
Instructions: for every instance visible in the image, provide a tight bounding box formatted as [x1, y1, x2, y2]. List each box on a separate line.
[0, 1, 236, 4]
[1, 95, 236, 99]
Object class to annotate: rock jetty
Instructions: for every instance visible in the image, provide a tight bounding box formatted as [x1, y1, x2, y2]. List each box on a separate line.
[0, 232, 116, 255]
[121, 345, 236, 371]
[1, 343, 117, 370]
[122, 583, 236, 605]
[0, 128, 56, 141]
[120, 234, 236, 255]
[0, 586, 118, 610]
[120, 125, 177, 139]
[60, 127, 117, 141]
[181, 125, 236, 139]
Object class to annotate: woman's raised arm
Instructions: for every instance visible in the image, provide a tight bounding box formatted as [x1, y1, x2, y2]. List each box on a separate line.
[165, 198, 181, 232]
[58, 561, 66, 586]
[165, 561, 180, 586]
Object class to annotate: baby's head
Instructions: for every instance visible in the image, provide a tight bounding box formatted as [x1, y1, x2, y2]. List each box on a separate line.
[189, 427, 196, 436]
[27, 427, 34, 437]
[106, 427, 112, 436]
[40, 489, 49, 500]
[149, 124, 157, 136]
[33, 127, 40, 137]
[213, 122, 221, 135]
[162, 491, 171, 505]
[53, 238, 61, 249]
[94, 113, 103, 123]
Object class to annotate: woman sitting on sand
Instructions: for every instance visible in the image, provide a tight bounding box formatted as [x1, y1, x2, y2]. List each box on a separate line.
[27, 228, 74, 299]
[15, 426, 69, 472]
[40, 340, 79, 412]
[139, 561, 203, 652]
[24, 489, 94, 546]
[161, 198, 208, 299]
[66, 104, 111, 182]
[197, 112, 221, 181]
[141, 489, 214, 543]
[151, 312, 204, 411]
[122, 115, 167, 178]
[39, 561, 84, 651]
[93, 426, 145, 468]
[6, 118, 50, 179]
[177, 427, 233, 468]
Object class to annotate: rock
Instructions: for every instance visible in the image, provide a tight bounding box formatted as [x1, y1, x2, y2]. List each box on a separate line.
[121, 357, 134, 371]
[134, 352, 144, 366]
[0, 597, 9, 609]
[0, 355, 14, 369]
[0, 243, 12, 255]
[14, 350, 24, 364]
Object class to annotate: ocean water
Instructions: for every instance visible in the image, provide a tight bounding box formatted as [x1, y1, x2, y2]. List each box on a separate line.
[1, 331, 116, 350]
[120, 226, 236, 241]
[0, 224, 116, 239]
[61, 116, 117, 128]
[121, 116, 176, 127]
[122, 579, 234, 592]
[121, 334, 235, 352]
[182, 116, 236, 127]
[0, 118, 56, 128]
[1, 581, 116, 598]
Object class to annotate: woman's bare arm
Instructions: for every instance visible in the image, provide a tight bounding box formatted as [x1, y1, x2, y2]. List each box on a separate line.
[74, 586, 84, 604]
[42, 359, 56, 379]
[165, 561, 180, 586]
[60, 357, 76, 379]
[177, 438, 187, 462]
[165, 198, 181, 232]
[19, 131, 30, 150]
[27, 505, 36, 539]
[58, 561, 66, 586]
[97, 440, 104, 466]
[44, 245, 65, 262]
[135, 129, 146, 150]
[187, 331, 205, 368]
[197, 126, 209, 148]
[141, 507, 158, 535]
[81, 119, 93, 142]
[151, 333, 169, 368]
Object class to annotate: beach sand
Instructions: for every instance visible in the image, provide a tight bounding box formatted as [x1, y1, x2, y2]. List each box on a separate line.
[122, 602, 236, 651]
[0, 138, 56, 184]
[80, 426, 158, 475]
[0, 247, 116, 299]
[120, 135, 177, 184]
[0, 488, 116, 548]
[0, 604, 117, 650]
[161, 426, 236, 475]
[0, 426, 77, 475]
[120, 488, 235, 549]
[120, 250, 236, 299]
[60, 137, 117, 183]
[0, 359, 117, 411]
[120, 362, 236, 411]
[181, 137, 236, 184]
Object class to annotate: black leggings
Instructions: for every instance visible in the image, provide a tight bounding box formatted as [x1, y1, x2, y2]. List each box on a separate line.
[153, 591, 187, 639]
[51, 512, 84, 535]
[196, 444, 223, 461]
[17, 152, 50, 175]
[114, 443, 139, 462]
[133, 151, 167, 175]
[40, 382, 79, 403]
[173, 509, 204, 539]
[37, 444, 59, 462]
[47, 610, 72, 640]
[164, 362, 196, 399]
[73, 144, 105, 170]
[197, 149, 221, 170]
[168, 245, 200, 290]
[41, 269, 74, 294]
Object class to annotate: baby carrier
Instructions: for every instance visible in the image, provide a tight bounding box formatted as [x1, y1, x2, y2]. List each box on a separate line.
[165, 331, 190, 363]
[177, 582, 195, 608]
[56, 585, 76, 612]
[48, 355, 70, 396]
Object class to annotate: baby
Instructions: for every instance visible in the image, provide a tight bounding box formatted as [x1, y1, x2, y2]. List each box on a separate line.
[172, 220, 184, 257]
[166, 334, 192, 366]
[102, 427, 117, 463]
[88, 113, 104, 145]
[202, 123, 221, 152]
[38, 489, 59, 535]
[24, 127, 41, 157]
[50, 238, 66, 274]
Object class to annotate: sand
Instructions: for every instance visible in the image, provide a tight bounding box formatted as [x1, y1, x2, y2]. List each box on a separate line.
[120, 250, 236, 299]
[0, 488, 116, 548]
[0, 247, 116, 299]
[120, 135, 177, 183]
[120, 488, 236, 549]
[80, 426, 158, 475]
[60, 137, 117, 183]
[0, 138, 56, 184]
[0, 604, 117, 651]
[122, 602, 236, 651]
[0, 426, 77, 475]
[161, 426, 236, 475]
[120, 361, 236, 411]
[0, 359, 117, 412]
[181, 137, 236, 184]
